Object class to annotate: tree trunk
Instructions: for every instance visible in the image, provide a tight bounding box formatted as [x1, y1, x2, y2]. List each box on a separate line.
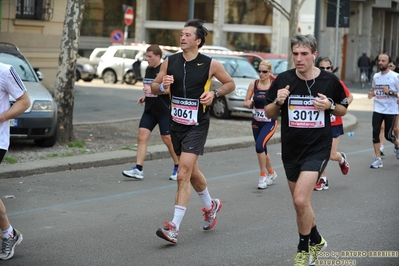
[288, 0, 300, 69]
[53, 0, 85, 144]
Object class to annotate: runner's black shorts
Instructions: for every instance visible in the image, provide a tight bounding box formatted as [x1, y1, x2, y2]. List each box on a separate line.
[283, 156, 329, 182]
[0, 149, 6, 164]
[139, 111, 170, 135]
[332, 124, 344, 138]
[171, 124, 209, 156]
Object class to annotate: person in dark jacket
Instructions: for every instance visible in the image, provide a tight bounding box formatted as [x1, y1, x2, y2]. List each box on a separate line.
[358, 52, 370, 80]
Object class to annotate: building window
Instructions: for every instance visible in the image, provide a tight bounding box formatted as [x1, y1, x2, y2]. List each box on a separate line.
[15, 0, 54, 21]
[225, 0, 272, 25]
[147, 0, 214, 22]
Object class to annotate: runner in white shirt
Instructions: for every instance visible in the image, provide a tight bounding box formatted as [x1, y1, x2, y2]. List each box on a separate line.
[367, 54, 399, 168]
[0, 62, 30, 260]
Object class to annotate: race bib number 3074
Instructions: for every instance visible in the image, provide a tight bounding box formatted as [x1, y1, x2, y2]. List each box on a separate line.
[287, 96, 325, 128]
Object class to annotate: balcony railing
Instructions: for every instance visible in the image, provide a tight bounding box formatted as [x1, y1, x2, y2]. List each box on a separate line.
[15, 0, 54, 21]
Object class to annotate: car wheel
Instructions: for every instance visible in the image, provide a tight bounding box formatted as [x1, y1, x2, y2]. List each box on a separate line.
[211, 97, 231, 119]
[123, 71, 137, 85]
[76, 71, 81, 81]
[34, 133, 57, 147]
[102, 70, 117, 84]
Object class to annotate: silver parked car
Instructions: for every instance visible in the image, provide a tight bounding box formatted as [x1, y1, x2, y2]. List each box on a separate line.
[208, 54, 259, 119]
[76, 56, 97, 82]
[0, 42, 58, 147]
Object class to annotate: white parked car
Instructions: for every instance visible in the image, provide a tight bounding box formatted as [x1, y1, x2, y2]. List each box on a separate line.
[97, 45, 147, 84]
[89, 47, 107, 65]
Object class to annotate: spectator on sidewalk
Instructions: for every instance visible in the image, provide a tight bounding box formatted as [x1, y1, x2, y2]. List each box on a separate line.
[122, 45, 179, 180]
[0, 62, 30, 260]
[358, 52, 370, 81]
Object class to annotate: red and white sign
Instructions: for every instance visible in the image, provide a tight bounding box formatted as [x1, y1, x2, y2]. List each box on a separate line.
[124, 6, 134, 26]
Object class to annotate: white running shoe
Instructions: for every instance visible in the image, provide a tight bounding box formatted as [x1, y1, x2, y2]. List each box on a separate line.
[257, 176, 268, 189]
[122, 167, 144, 179]
[169, 166, 178, 181]
[266, 171, 277, 185]
[370, 158, 383, 169]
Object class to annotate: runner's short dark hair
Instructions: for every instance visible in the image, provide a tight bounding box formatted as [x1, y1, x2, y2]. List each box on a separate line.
[146, 44, 162, 57]
[184, 19, 208, 48]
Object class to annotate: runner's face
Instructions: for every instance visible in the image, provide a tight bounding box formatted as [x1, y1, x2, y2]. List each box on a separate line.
[318, 61, 333, 73]
[146, 51, 160, 68]
[292, 44, 315, 73]
[258, 65, 271, 81]
[180, 26, 200, 51]
[378, 55, 389, 71]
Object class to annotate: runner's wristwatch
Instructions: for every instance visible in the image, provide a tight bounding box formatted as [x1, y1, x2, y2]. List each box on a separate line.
[328, 98, 336, 111]
[274, 98, 282, 107]
[213, 89, 220, 98]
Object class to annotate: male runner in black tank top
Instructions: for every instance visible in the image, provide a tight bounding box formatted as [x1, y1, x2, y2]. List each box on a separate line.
[151, 19, 235, 244]
[122, 45, 179, 181]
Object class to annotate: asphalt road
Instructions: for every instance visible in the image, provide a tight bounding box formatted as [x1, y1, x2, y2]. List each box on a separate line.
[73, 79, 145, 124]
[1, 82, 398, 265]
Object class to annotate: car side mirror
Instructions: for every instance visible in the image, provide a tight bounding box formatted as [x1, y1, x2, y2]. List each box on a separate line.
[34, 69, 43, 81]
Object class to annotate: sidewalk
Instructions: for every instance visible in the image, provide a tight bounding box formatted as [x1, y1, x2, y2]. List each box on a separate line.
[0, 113, 358, 179]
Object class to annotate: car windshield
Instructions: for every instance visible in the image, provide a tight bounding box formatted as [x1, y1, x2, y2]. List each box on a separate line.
[267, 59, 288, 75]
[213, 56, 259, 79]
[0, 53, 37, 82]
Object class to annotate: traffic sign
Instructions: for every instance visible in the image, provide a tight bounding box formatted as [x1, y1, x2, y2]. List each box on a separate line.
[110, 29, 124, 43]
[124, 6, 134, 26]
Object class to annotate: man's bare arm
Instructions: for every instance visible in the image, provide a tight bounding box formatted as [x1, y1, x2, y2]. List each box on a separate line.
[209, 59, 235, 97]
[0, 92, 30, 122]
[151, 57, 171, 95]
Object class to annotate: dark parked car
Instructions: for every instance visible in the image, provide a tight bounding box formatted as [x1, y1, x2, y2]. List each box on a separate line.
[0, 42, 58, 147]
[76, 56, 97, 82]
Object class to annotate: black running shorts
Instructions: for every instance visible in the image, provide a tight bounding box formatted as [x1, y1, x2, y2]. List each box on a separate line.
[332, 124, 344, 138]
[283, 157, 329, 182]
[0, 149, 6, 164]
[138, 111, 171, 135]
[171, 125, 209, 156]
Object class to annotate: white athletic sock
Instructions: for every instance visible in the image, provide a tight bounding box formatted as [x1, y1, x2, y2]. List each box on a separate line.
[198, 188, 212, 210]
[172, 205, 186, 230]
[380, 145, 384, 151]
[320, 176, 327, 182]
[339, 156, 345, 164]
[2, 225, 14, 239]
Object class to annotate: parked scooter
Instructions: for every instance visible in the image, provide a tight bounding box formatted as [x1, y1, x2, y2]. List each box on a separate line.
[123, 57, 143, 85]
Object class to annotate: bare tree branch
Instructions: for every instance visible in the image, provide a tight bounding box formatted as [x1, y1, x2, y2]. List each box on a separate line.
[299, 0, 306, 9]
[263, 0, 290, 20]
